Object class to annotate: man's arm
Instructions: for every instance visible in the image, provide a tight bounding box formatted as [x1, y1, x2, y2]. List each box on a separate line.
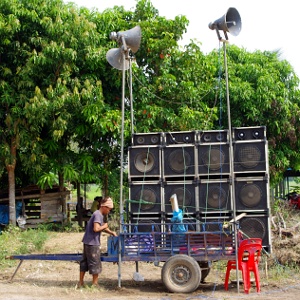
[103, 227, 117, 236]
[93, 222, 108, 233]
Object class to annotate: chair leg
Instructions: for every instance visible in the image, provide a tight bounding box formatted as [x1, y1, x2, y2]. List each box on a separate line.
[224, 265, 231, 290]
[241, 265, 250, 294]
[253, 264, 261, 293]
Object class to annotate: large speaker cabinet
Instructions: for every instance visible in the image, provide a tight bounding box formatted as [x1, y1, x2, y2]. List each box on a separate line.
[232, 126, 268, 175]
[129, 181, 163, 213]
[162, 145, 196, 179]
[132, 132, 164, 146]
[239, 214, 271, 251]
[128, 146, 161, 179]
[233, 126, 266, 141]
[163, 181, 198, 213]
[198, 130, 230, 176]
[199, 179, 232, 213]
[235, 176, 269, 212]
[233, 140, 268, 174]
[164, 131, 197, 145]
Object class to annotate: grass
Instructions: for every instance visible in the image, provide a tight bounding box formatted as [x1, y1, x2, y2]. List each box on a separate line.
[0, 225, 49, 269]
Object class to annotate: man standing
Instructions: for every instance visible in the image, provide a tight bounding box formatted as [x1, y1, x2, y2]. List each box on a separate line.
[78, 196, 117, 288]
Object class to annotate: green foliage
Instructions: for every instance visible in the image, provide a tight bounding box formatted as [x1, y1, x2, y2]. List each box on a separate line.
[1, 0, 300, 218]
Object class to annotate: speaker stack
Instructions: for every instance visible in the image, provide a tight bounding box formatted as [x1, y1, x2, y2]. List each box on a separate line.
[197, 129, 233, 232]
[233, 126, 271, 252]
[128, 131, 199, 232]
[128, 132, 164, 232]
[127, 127, 271, 252]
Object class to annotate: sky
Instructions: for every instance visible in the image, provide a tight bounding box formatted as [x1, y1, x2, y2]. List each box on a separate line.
[67, 0, 300, 77]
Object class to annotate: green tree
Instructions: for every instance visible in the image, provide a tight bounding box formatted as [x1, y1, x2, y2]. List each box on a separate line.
[0, 0, 120, 224]
[204, 45, 300, 183]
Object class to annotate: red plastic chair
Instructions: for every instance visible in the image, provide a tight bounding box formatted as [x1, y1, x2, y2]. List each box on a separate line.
[224, 238, 262, 294]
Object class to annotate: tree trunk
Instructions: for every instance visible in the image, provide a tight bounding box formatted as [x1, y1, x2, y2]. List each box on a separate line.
[103, 156, 109, 197]
[6, 136, 17, 226]
[58, 171, 66, 220]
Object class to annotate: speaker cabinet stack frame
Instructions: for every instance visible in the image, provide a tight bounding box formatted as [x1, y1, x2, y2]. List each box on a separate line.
[127, 127, 272, 252]
[232, 126, 271, 251]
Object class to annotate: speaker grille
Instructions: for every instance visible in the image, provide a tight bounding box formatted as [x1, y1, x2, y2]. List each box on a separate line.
[198, 145, 230, 175]
[235, 177, 269, 211]
[240, 184, 261, 207]
[233, 141, 267, 173]
[237, 145, 261, 169]
[163, 146, 196, 177]
[240, 217, 266, 240]
[169, 149, 191, 173]
[199, 180, 231, 212]
[128, 146, 161, 178]
[129, 183, 162, 213]
[164, 182, 197, 213]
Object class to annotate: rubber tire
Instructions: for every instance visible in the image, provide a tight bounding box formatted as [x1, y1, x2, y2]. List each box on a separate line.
[161, 254, 201, 293]
[198, 261, 211, 283]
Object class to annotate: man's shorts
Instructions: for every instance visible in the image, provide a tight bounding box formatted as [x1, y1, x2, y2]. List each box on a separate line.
[80, 244, 102, 274]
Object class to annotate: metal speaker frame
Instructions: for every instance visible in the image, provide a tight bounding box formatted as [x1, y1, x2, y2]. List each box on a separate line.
[162, 145, 196, 178]
[128, 146, 161, 178]
[198, 144, 230, 176]
[163, 181, 197, 213]
[164, 131, 197, 145]
[199, 179, 232, 212]
[233, 140, 268, 174]
[129, 182, 163, 213]
[235, 177, 269, 211]
[233, 126, 266, 141]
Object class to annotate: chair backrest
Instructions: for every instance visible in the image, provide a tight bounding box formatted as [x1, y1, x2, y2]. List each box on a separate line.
[239, 237, 262, 247]
[238, 238, 262, 267]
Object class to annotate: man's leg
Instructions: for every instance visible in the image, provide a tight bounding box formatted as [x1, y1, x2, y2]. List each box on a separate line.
[92, 273, 99, 286]
[79, 271, 86, 286]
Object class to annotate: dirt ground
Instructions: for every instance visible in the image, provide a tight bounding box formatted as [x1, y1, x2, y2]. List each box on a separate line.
[1, 232, 300, 300]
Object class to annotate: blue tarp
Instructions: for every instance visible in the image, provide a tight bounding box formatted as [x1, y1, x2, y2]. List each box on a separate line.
[0, 201, 23, 224]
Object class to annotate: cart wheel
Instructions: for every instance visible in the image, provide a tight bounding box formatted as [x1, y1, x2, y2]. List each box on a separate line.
[161, 254, 201, 293]
[198, 261, 211, 283]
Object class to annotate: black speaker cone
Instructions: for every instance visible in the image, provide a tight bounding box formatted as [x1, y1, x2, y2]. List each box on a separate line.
[202, 148, 225, 171]
[239, 183, 262, 208]
[206, 186, 227, 209]
[134, 188, 157, 211]
[134, 152, 155, 173]
[168, 149, 191, 173]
